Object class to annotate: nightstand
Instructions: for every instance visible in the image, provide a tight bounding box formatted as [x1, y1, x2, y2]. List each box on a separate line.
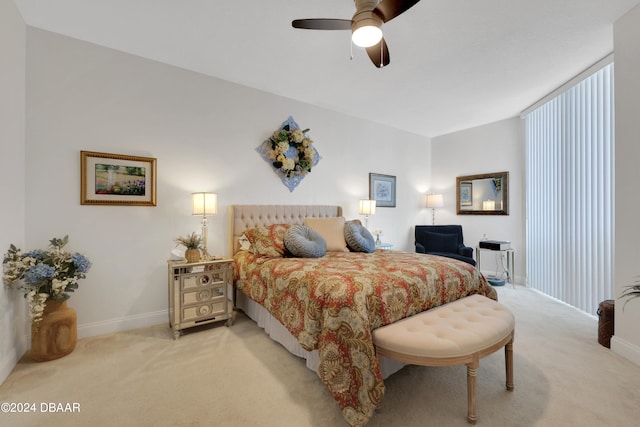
[475, 246, 515, 287]
[167, 258, 233, 339]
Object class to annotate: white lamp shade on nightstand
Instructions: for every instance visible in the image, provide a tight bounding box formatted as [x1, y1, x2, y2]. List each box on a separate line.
[359, 199, 376, 215]
[192, 192, 217, 216]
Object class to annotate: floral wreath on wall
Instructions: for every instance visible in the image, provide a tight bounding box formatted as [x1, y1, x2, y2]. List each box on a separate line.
[257, 116, 322, 192]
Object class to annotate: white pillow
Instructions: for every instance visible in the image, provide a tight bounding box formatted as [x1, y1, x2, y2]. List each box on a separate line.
[304, 216, 349, 252]
[238, 234, 251, 251]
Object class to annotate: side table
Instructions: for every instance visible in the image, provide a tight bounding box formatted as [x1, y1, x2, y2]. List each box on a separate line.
[167, 257, 233, 339]
[375, 243, 393, 250]
[475, 247, 515, 287]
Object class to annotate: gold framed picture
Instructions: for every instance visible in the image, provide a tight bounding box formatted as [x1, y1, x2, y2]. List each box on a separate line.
[80, 151, 157, 206]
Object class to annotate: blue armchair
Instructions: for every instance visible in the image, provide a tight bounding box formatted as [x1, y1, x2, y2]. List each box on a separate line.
[415, 225, 476, 266]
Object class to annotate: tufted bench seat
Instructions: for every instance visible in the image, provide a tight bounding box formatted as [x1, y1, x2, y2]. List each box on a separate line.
[373, 294, 515, 424]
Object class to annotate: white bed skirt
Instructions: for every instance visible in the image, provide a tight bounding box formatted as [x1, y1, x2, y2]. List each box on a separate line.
[235, 292, 405, 379]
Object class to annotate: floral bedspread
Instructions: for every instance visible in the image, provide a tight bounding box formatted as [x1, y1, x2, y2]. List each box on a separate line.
[233, 250, 497, 426]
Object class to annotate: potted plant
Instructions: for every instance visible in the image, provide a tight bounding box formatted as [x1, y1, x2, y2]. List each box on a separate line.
[620, 277, 640, 309]
[175, 232, 201, 263]
[3, 235, 91, 361]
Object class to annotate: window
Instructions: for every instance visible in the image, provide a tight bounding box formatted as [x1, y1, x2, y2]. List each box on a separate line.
[524, 62, 614, 316]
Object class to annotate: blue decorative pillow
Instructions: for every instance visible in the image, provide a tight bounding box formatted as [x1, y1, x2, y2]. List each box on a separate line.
[422, 231, 458, 253]
[284, 225, 327, 258]
[344, 221, 375, 253]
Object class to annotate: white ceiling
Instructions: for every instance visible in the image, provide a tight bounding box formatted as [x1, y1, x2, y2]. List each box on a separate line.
[12, 0, 640, 137]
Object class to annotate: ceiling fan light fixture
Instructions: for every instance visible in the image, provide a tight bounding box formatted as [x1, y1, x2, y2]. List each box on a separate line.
[352, 24, 382, 47]
[291, 0, 422, 67]
[351, 10, 383, 47]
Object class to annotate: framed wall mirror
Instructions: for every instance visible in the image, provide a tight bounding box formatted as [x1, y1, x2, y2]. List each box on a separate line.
[456, 171, 509, 215]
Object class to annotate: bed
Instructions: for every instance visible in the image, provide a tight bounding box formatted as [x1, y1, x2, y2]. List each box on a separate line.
[228, 205, 497, 426]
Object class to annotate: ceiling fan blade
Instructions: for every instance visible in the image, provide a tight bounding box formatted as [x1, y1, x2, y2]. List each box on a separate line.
[292, 19, 352, 30]
[374, 0, 421, 23]
[366, 37, 390, 68]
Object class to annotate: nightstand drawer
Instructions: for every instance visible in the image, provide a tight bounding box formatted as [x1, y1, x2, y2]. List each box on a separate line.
[182, 300, 226, 322]
[181, 272, 225, 290]
[182, 287, 224, 305]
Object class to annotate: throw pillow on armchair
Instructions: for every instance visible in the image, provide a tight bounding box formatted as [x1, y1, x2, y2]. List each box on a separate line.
[415, 225, 476, 266]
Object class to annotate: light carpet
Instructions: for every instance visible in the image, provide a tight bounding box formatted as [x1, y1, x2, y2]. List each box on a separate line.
[2, 285, 640, 427]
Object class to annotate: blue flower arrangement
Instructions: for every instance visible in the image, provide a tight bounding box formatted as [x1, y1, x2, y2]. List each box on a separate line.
[3, 236, 91, 328]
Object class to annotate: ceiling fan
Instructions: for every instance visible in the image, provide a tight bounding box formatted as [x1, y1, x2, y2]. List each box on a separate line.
[292, 0, 421, 68]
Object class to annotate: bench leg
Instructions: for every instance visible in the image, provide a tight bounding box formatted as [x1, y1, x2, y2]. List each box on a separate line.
[505, 338, 514, 391]
[466, 358, 479, 424]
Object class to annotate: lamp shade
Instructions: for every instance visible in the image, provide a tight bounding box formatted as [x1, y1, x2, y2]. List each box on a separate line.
[426, 194, 444, 209]
[192, 192, 217, 216]
[359, 199, 376, 215]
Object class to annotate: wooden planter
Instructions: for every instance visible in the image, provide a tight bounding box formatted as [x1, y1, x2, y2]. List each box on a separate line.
[30, 300, 77, 362]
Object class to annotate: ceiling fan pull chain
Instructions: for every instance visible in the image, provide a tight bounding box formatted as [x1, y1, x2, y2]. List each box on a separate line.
[350, 40, 354, 61]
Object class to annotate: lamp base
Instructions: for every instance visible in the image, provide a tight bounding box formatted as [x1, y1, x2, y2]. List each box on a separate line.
[200, 217, 212, 259]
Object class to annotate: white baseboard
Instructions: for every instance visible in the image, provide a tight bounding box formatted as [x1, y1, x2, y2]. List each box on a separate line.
[0, 351, 20, 385]
[77, 309, 168, 339]
[1, 310, 168, 385]
[611, 336, 640, 366]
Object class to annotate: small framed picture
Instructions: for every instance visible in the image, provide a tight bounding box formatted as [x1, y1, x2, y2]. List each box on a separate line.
[80, 151, 157, 206]
[369, 173, 396, 207]
[460, 181, 473, 206]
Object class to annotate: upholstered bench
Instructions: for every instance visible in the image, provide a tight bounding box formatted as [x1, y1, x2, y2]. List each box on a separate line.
[373, 294, 515, 424]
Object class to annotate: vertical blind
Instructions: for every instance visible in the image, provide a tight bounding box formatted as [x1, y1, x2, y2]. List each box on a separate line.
[525, 63, 614, 316]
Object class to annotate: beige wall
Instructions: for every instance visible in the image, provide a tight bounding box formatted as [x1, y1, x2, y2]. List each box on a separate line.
[431, 117, 526, 284]
[24, 28, 431, 340]
[612, 3, 640, 365]
[0, 0, 27, 383]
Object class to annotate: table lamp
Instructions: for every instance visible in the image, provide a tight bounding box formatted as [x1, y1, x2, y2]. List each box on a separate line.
[426, 194, 444, 225]
[359, 199, 376, 229]
[192, 192, 217, 258]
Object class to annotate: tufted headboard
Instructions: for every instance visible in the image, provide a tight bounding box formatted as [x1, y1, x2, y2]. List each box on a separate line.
[228, 205, 343, 257]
